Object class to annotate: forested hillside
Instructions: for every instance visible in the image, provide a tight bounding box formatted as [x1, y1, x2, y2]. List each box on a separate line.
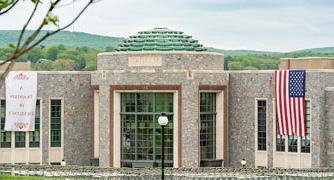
[1, 30, 334, 71]
[0, 45, 103, 71]
[0, 30, 123, 50]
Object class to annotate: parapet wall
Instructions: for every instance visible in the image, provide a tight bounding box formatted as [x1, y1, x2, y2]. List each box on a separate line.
[279, 57, 334, 70]
[97, 52, 224, 71]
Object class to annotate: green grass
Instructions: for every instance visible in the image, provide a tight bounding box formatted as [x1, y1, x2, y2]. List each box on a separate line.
[0, 175, 64, 180]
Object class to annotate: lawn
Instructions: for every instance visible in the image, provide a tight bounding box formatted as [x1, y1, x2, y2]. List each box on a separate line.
[0, 175, 64, 180]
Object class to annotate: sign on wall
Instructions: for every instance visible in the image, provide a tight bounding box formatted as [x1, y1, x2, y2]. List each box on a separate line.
[5, 72, 37, 131]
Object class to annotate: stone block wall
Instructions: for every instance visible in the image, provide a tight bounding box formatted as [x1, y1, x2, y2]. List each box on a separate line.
[38, 72, 93, 166]
[97, 52, 224, 71]
[0, 72, 93, 166]
[324, 88, 334, 167]
[92, 69, 229, 168]
[228, 71, 274, 167]
[93, 52, 228, 168]
[228, 70, 334, 168]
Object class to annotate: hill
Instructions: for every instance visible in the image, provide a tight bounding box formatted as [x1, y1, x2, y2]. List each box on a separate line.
[207, 47, 277, 56]
[1, 30, 334, 71]
[293, 47, 334, 53]
[0, 30, 124, 50]
[1, 30, 334, 56]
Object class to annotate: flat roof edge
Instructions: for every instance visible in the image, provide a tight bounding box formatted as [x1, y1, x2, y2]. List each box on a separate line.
[281, 57, 334, 60]
[228, 69, 334, 73]
[325, 87, 334, 91]
[98, 51, 224, 57]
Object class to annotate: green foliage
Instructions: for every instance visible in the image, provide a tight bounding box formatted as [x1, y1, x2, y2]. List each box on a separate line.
[105, 46, 114, 52]
[44, 12, 59, 26]
[224, 55, 280, 70]
[33, 59, 54, 71]
[27, 48, 45, 63]
[0, 174, 64, 180]
[0, 44, 100, 71]
[220, 47, 334, 70]
[0, 0, 15, 9]
[1, 30, 334, 71]
[53, 59, 75, 71]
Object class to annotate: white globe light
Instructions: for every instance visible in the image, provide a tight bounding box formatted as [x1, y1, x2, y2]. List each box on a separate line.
[241, 159, 246, 166]
[158, 113, 168, 126]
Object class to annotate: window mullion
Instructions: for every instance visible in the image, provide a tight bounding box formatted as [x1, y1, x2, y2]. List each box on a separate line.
[135, 94, 138, 161]
[153, 94, 156, 162]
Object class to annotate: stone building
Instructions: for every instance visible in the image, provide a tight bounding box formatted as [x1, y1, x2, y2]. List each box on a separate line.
[279, 57, 334, 70]
[0, 28, 333, 169]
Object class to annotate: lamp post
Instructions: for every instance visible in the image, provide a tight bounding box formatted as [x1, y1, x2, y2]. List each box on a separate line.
[158, 112, 168, 180]
[241, 158, 246, 167]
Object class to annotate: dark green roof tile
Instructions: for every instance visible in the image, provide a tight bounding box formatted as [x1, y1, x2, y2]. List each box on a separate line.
[115, 28, 206, 52]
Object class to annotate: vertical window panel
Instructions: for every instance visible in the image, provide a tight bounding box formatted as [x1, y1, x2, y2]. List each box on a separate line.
[200, 93, 216, 160]
[301, 100, 311, 153]
[29, 100, 41, 147]
[0, 100, 11, 148]
[15, 132, 25, 148]
[276, 127, 285, 152]
[50, 99, 61, 147]
[288, 136, 298, 152]
[257, 100, 267, 151]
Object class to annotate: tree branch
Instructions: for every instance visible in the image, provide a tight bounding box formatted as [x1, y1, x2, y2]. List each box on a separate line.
[0, 0, 95, 88]
[23, 0, 94, 54]
[0, 61, 15, 87]
[16, 0, 40, 51]
[0, 0, 19, 15]
[20, 0, 61, 50]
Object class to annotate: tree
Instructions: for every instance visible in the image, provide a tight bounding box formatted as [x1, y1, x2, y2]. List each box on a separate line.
[47, 46, 60, 60]
[27, 47, 45, 63]
[105, 46, 114, 52]
[33, 59, 54, 71]
[53, 59, 75, 71]
[74, 56, 86, 70]
[0, 0, 100, 87]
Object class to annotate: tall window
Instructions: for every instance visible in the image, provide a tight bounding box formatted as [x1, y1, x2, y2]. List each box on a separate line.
[120, 93, 173, 167]
[276, 133, 285, 152]
[301, 100, 311, 153]
[50, 99, 62, 147]
[30, 100, 41, 147]
[257, 100, 267, 151]
[15, 132, 25, 148]
[0, 100, 11, 148]
[288, 136, 298, 152]
[200, 93, 216, 160]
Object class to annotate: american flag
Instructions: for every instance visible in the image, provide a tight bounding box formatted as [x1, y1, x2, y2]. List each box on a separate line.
[275, 70, 306, 136]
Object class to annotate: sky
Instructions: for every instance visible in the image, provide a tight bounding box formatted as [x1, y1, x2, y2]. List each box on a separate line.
[0, 0, 333, 52]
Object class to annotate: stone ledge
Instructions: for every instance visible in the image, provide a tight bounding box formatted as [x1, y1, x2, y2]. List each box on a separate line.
[325, 87, 334, 91]
[98, 51, 224, 57]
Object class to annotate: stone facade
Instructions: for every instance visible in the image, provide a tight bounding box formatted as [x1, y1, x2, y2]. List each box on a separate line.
[228, 71, 334, 167]
[279, 57, 334, 70]
[1, 52, 334, 169]
[0, 72, 93, 166]
[324, 88, 334, 167]
[93, 52, 334, 168]
[92, 52, 227, 168]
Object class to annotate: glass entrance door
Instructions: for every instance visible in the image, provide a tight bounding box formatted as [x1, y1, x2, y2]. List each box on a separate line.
[120, 93, 173, 167]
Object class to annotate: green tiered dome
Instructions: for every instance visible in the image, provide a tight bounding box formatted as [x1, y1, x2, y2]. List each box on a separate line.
[115, 28, 207, 52]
